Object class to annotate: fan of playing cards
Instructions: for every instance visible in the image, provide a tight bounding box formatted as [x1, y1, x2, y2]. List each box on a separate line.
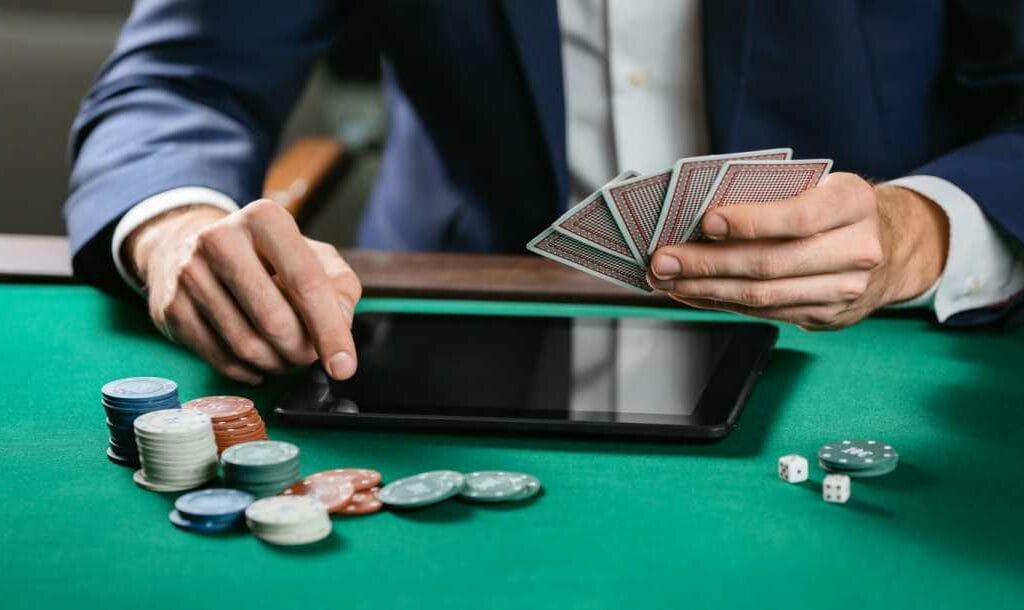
[527, 149, 834, 293]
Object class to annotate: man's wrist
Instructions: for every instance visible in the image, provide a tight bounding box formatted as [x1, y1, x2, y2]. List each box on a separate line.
[127, 205, 229, 285]
[874, 185, 950, 306]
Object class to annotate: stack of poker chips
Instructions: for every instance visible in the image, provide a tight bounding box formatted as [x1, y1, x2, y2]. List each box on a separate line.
[182, 396, 268, 452]
[132, 409, 219, 492]
[220, 440, 301, 498]
[168, 488, 254, 534]
[817, 439, 899, 477]
[245, 496, 333, 546]
[102, 377, 180, 467]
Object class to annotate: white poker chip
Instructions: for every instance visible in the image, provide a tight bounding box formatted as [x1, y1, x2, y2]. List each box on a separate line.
[245, 495, 327, 526]
[134, 409, 212, 435]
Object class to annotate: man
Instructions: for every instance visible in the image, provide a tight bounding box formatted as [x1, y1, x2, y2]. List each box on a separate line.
[66, 1, 1024, 385]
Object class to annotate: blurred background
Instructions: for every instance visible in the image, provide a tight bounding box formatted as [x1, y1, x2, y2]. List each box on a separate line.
[0, 0, 384, 269]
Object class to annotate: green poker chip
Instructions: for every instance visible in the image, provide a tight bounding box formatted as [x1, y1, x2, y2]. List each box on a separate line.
[818, 440, 898, 470]
[378, 470, 465, 508]
[506, 474, 542, 501]
[459, 471, 539, 503]
[818, 458, 897, 478]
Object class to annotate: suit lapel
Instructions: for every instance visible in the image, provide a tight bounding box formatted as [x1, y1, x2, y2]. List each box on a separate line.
[701, 0, 754, 150]
[500, 0, 567, 206]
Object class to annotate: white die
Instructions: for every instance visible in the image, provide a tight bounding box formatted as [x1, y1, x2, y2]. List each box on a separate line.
[777, 454, 808, 483]
[823, 474, 851, 503]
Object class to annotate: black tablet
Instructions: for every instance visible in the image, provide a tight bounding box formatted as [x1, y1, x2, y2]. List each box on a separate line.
[274, 312, 777, 440]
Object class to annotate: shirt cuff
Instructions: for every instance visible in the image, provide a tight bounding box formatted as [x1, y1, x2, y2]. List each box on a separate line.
[884, 175, 1024, 322]
[110, 187, 239, 295]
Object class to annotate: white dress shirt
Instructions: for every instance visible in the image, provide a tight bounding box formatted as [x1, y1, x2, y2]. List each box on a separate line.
[113, 0, 1024, 322]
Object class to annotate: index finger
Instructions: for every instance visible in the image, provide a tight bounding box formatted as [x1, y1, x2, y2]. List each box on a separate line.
[702, 172, 875, 240]
[245, 201, 358, 380]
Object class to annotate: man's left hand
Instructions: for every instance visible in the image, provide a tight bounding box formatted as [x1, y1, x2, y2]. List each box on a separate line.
[648, 173, 949, 330]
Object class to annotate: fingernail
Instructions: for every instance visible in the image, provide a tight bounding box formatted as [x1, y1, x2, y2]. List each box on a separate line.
[703, 213, 728, 238]
[328, 351, 356, 379]
[652, 255, 681, 278]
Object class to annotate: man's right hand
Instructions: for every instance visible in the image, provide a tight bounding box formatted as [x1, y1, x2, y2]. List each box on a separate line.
[127, 199, 362, 384]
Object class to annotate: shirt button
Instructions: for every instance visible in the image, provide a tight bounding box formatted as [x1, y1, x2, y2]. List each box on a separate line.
[626, 69, 648, 87]
[965, 277, 982, 295]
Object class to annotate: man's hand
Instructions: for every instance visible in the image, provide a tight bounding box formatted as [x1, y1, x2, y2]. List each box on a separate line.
[127, 199, 362, 383]
[648, 173, 949, 330]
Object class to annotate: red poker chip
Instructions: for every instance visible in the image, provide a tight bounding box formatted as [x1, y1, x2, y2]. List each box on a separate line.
[182, 396, 255, 420]
[305, 468, 382, 491]
[282, 478, 355, 513]
[339, 487, 382, 516]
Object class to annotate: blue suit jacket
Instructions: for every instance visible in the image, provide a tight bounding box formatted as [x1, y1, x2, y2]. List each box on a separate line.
[67, 0, 1024, 320]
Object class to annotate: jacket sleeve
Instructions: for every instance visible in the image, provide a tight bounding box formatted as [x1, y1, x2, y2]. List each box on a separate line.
[901, 1, 1024, 325]
[65, 0, 338, 295]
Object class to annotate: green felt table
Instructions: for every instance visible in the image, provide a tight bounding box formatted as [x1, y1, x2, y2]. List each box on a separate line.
[1, 284, 1023, 609]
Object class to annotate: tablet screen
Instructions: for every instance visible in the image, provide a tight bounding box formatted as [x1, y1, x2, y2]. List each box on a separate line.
[284, 313, 746, 426]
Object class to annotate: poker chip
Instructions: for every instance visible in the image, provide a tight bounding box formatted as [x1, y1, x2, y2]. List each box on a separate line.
[339, 487, 383, 516]
[818, 440, 898, 477]
[133, 409, 218, 493]
[101, 377, 180, 467]
[102, 377, 178, 401]
[182, 396, 269, 453]
[304, 468, 382, 491]
[169, 488, 254, 533]
[282, 476, 355, 513]
[221, 441, 301, 498]
[378, 470, 465, 508]
[245, 496, 332, 546]
[817, 458, 898, 478]
[459, 471, 540, 503]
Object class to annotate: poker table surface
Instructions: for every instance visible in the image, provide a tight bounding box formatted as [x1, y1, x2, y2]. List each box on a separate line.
[1, 283, 1022, 610]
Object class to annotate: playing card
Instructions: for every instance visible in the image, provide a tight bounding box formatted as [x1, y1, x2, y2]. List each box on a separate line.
[526, 228, 652, 293]
[602, 168, 674, 266]
[552, 170, 640, 262]
[689, 159, 833, 241]
[648, 148, 792, 255]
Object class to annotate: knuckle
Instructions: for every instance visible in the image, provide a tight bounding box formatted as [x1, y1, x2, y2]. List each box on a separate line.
[688, 255, 715, 278]
[231, 337, 268, 364]
[287, 269, 327, 296]
[741, 285, 773, 308]
[840, 276, 870, 301]
[794, 202, 824, 234]
[804, 307, 842, 329]
[752, 249, 779, 279]
[245, 199, 284, 221]
[733, 214, 760, 239]
[308, 239, 336, 254]
[854, 241, 884, 270]
[177, 260, 204, 290]
[195, 224, 233, 258]
[257, 309, 297, 339]
[836, 173, 876, 212]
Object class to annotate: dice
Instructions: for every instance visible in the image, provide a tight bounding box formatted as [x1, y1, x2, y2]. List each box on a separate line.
[777, 454, 808, 483]
[822, 474, 851, 503]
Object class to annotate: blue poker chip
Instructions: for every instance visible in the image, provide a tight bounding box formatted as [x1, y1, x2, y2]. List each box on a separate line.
[102, 377, 178, 402]
[175, 488, 254, 521]
[103, 396, 180, 410]
[106, 447, 139, 467]
[102, 397, 180, 413]
[168, 509, 241, 534]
